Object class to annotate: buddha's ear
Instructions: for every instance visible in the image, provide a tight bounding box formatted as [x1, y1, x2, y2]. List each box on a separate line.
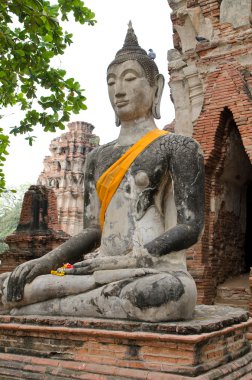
[115, 114, 121, 127]
[152, 74, 164, 119]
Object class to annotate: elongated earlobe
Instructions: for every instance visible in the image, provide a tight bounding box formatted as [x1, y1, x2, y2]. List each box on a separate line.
[152, 74, 165, 119]
[115, 114, 121, 127]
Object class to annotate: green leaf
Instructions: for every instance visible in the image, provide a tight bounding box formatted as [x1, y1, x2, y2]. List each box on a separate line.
[0, 0, 96, 193]
[43, 34, 53, 42]
[15, 49, 25, 56]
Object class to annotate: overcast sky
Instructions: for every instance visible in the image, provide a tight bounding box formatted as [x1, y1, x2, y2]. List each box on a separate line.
[2, 0, 174, 187]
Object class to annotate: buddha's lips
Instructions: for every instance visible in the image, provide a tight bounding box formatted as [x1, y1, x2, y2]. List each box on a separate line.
[116, 100, 129, 107]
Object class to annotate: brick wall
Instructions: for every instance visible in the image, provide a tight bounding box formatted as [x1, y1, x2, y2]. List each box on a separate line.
[1, 186, 69, 274]
[192, 66, 252, 303]
[168, 0, 252, 303]
[17, 185, 60, 232]
[194, 63, 252, 163]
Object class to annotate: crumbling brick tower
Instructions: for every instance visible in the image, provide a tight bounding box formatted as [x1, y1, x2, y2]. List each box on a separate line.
[38, 121, 99, 236]
[1, 186, 69, 274]
[168, 0, 252, 304]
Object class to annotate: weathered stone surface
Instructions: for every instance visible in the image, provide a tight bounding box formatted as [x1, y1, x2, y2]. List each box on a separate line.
[0, 306, 251, 379]
[215, 274, 250, 310]
[168, 0, 186, 12]
[38, 121, 99, 236]
[220, 0, 251, 29]
[0, 305, 248, 334]
[168, 0, 252, 307]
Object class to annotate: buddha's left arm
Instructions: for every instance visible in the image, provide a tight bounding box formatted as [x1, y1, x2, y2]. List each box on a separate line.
[144, 136, 205, 257]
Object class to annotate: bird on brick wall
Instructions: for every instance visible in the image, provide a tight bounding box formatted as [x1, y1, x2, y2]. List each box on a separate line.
[148, 49, 156, 60]
[195, 36, 209, 43]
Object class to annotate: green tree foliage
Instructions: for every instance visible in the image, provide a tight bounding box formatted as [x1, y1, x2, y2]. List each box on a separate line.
[0, 0, 96, 193]
[0, 183, 30, 253]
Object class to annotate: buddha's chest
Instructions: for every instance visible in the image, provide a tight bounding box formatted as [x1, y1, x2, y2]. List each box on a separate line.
[95, 140, 169, 194]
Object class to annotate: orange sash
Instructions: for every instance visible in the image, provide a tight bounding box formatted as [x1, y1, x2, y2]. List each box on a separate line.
[96, 129, 168, 229]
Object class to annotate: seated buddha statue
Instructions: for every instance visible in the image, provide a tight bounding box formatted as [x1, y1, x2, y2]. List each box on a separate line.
[0, 22, 204, 322]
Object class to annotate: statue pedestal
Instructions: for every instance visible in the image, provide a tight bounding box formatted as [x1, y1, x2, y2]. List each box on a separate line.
[0, 305, 251, 379]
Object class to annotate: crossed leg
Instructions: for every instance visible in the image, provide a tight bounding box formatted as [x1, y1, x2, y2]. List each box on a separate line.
[5, 270, 197, 322]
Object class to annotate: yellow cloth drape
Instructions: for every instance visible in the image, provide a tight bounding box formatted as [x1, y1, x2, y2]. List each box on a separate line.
[96, 129, 168, 229]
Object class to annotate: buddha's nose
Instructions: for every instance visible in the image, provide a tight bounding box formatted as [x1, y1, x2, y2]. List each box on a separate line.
[115, 81, 126, 98]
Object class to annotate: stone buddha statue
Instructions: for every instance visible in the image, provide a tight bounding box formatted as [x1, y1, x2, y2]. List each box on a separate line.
[0, 23, 204, 322]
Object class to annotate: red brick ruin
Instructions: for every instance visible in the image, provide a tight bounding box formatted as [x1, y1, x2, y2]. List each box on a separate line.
[0, 186, 69, 274]
[168, 0, 252, 308]
[38, 121, 99, 236]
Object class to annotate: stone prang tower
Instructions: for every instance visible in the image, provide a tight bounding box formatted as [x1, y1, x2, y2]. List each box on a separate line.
[38, 121, 99, 236]
[168, 0, 252, 306]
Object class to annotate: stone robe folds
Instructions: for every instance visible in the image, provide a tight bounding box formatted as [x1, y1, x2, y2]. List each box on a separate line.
[96, 129, 168, 229]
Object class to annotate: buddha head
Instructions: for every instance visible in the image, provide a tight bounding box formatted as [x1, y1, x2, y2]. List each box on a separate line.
[107, 22, 164, 126]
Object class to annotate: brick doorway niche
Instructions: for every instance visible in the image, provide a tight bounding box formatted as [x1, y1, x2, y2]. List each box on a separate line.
[245, 182, 252, 270]
[192, 108, 252, 304]
[210, 108, 252, 281]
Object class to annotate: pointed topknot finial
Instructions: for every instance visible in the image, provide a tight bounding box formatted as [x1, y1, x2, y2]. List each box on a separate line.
[114, 21, 147, 58]
[122, 20, 140, 51]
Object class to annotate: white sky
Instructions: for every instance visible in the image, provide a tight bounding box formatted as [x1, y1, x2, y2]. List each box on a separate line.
[1, 0, 174, 187]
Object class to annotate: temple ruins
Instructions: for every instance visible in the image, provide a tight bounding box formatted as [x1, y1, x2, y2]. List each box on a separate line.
[38, 121, 99, 236]
[167, 0, 252, 308]
[0, 186, 69, 274]
[0, 1, 252, 378]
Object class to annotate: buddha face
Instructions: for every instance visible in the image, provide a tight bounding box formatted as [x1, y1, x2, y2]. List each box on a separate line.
[107, 60, 157, 123]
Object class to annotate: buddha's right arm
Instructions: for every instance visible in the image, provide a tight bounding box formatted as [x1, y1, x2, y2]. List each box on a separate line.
[6, 228, 101, 302]
[41, 227, 102, 269]
[7, 149, 101, 303]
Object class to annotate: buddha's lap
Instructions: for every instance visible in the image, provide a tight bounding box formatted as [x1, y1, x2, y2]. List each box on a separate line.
[2, 270, 196, 314]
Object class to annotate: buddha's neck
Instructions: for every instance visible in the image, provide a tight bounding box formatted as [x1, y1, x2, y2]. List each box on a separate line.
[117, 117, 157, 146]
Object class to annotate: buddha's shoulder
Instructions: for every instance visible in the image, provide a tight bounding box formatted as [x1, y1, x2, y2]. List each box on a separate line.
[86, 140, 117, 160]
[160, 133, 202, 156]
